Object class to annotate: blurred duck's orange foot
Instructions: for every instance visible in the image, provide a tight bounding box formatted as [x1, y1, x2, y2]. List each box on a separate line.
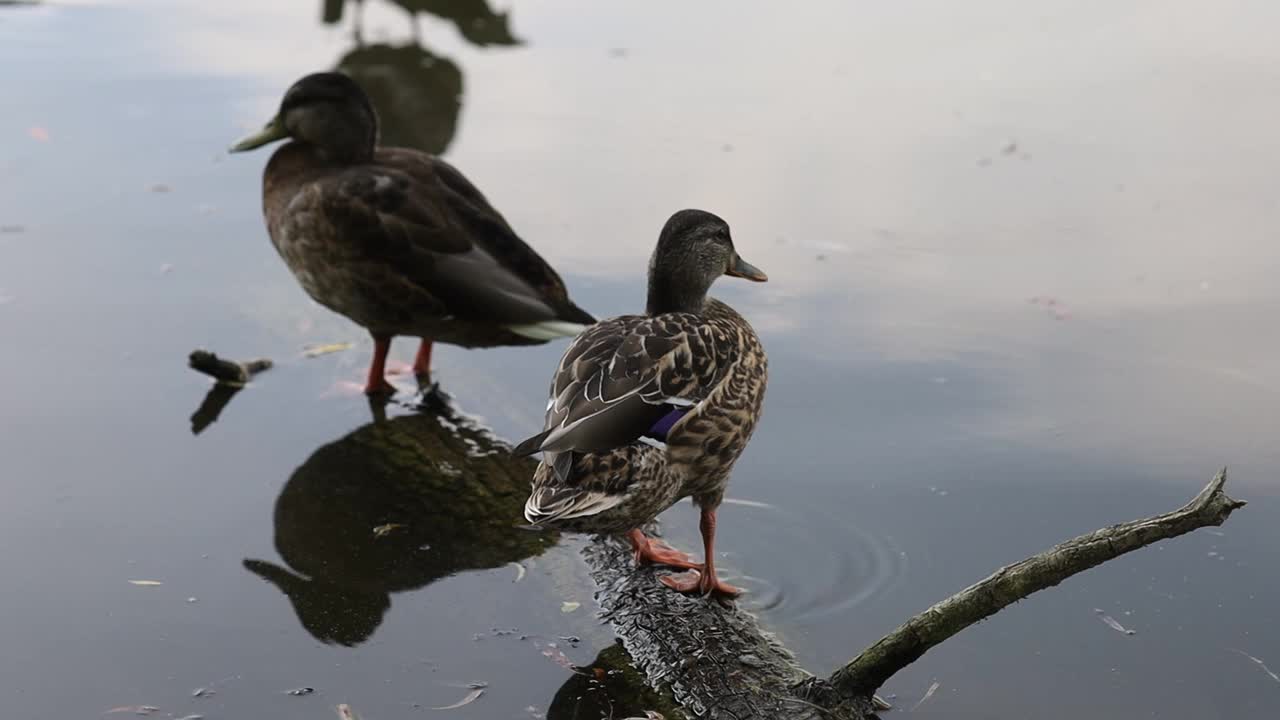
[627, 529, 701, 571]
[660, 569, 742, 598]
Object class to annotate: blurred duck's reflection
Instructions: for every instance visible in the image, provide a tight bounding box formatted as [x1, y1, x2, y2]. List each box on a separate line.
[323, 0, 520, 47]
[244, 398, 555, 645]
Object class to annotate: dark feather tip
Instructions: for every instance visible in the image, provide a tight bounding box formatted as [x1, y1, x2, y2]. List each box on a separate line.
[512, 430, 550, 457]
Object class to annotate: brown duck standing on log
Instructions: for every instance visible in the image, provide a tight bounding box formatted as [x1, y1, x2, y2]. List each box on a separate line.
[515, 210, 768, 598]
[229, 72, 594, 395]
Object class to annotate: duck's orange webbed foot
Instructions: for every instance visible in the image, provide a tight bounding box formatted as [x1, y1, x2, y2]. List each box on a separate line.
[655, 506, 740, 598]
[627, 529, 701, 571]
[659, 569, 742, 598]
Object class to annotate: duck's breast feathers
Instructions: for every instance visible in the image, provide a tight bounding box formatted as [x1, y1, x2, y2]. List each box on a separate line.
[518, 312, 723, 458]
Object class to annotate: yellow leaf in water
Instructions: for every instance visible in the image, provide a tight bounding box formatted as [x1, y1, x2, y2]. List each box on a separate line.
[560, 601, 580, 613]
[372, 523, 407, 538]
[303, 342, 353, 358]
[431, 687, 484, 711]
[128, 580, 163, 586]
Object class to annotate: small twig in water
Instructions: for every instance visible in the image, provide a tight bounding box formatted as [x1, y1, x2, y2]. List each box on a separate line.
[188, 349, 272, 385]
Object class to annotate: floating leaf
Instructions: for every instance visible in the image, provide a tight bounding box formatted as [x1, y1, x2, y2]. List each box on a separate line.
[560, 601, 580, 613]
[534, 640, 584, 674]
[303, 342, 353, 358]
[336, 704, 360, 720]
[372, 523, 407, 538]
[176, 715, 204, 720]
[286, 686, 315, 696]
[105, 706, 159, 715]
[509, 562, 526, 583]
[1094, 609, 1136, 636]
[28, 126, 49, 142]
[128, 580, 163, 586]
[911, 681, 939, 711]
[431, 686, 484, 710]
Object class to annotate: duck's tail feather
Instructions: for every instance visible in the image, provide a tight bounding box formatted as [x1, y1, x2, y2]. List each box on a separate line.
[505, 320, 590, 341]
[512, 429, 552, 457]
[524, 484, 624, 525]
[551, 450, 574, 484]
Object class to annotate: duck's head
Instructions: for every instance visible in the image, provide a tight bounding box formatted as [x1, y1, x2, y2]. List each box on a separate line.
[646, 209, 767, 315]
[230, 72, 378, 163]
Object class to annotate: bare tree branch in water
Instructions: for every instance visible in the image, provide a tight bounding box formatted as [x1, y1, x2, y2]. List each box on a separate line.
[826, 468, 1244, 699]
[585, 470, 1245, 719]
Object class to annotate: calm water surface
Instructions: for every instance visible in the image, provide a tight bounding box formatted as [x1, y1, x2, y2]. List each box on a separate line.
[2, 1, 1279, 718]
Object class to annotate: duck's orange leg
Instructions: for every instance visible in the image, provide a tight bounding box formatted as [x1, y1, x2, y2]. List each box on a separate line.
[412, 339, 433, 377]
[627, 529, 701, 571]
[660, 507, 741, 598]
[364, 334, 397, 396]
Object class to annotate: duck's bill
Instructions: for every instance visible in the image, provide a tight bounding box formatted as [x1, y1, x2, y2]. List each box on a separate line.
[726, 254, 768, 282]
[229, 117, 287, 152]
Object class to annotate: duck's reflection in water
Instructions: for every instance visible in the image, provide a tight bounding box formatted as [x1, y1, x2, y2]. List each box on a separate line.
[323, 0, 521, 47]
[244, 399, 555, 646]
[333, 41, 462, 157]
[545, 643, 682, 720]
[324, 0, 523, 162]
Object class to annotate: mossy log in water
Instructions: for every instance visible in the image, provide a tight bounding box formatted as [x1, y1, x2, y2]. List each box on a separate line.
[234, 382, 1245, 719]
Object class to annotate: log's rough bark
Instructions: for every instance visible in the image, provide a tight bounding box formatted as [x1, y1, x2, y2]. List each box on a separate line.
[585, 536, 877, 720]
[824, 468, 1245, 698]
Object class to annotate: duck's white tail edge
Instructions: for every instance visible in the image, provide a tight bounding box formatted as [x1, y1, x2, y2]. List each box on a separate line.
[507, 321, 590, 341]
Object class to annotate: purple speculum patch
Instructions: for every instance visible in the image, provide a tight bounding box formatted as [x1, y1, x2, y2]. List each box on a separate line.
[645, 406, 690, 441]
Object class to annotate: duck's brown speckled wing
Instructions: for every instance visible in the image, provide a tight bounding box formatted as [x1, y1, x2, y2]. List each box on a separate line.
[528, 314, 718, 448]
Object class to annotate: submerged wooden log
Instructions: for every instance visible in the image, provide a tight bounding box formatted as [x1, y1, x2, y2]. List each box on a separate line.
[227, 375, 1246, 719]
